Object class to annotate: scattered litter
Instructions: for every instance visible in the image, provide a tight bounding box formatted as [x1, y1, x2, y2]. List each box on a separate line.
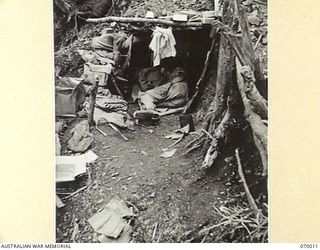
[68, 120, 93, 153]
[165, 133, 182, 140]
[160, 149, 177, 158]
[118, 175, 132, 182]
[56, 151, 98, 183]
[56, 195, 65, 208]
[146, 11, 155, 19]
[165, 124, 190, 141]
[140, 150, 149, 156]
[88, 196, 137, 238]
[172, 14, 188, 22]
[56, 160, 84, 183]
[82, 150, 99, 163]
[111, 172, 120, 177]
[149, 192, 156, 198]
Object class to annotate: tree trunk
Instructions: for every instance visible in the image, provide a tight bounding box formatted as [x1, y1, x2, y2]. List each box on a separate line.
[236, 59, 268, 176]
[186, 28, 239, 168]
[190, 0, 267, 175]
[185, 0, 236, 160]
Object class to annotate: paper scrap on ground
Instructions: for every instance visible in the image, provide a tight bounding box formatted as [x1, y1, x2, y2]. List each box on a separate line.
[56, 195, 65, 208]
[88, 197, 136, 238]
[160, 149, 177, 158]
[81, 150, 99, 163]
[56, 151, 98, 182]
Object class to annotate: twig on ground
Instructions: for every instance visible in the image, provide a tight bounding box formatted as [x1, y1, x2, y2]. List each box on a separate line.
[253, 0, 267, 6]
[95, 125, 107, 136]
[201, 233, 209, 243]
[156, 233, 161, 243]
[125, 200, 139, 214]
[183, 142, 202, 156]
[108, 122, 129, 141]
[152, 223, 158, 242]
[199, 221, 229, 236]
[62, 186, 87, 200]
[201, 128, 214, 141]
[235, 148, 260, 217]
[167, 134, 185, 148]
[253, 33, 263, 51]
[98, 118, 129, 141]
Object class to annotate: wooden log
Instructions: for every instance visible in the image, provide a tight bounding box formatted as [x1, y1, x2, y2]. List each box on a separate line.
[86, 16, 209, 27]
[205, 34, 234, 130]
[189, 6, 236, 160]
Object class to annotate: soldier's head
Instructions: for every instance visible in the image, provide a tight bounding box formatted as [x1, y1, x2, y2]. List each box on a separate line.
[170, 67, 187, 81]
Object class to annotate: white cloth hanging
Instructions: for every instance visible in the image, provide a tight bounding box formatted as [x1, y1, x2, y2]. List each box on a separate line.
[149, 27, 177, 66]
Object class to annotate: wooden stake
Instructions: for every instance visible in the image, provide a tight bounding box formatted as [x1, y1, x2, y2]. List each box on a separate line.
[88, 78, 99, 127]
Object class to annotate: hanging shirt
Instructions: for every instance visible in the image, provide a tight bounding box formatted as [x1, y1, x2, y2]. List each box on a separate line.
[149, 27, 177, 66]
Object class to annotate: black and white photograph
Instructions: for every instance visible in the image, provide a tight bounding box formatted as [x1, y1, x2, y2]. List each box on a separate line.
[54, 0, 268, 243]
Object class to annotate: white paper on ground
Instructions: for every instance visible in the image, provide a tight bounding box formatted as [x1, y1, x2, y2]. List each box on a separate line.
[160, 149, 177, 158]
[56, 150, 98, 182]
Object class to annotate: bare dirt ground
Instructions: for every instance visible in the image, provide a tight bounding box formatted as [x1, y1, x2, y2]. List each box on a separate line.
[56, 109, 263, 243]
